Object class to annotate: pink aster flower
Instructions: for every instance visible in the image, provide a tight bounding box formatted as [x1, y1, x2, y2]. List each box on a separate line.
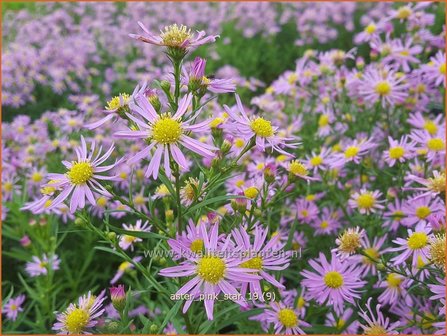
[410, 129, 446, 163]
[384, 198, 405, 231]
[325, 308, 359, 334]
[359, 65, 408, 107]
[404, 170, 445, 199]
[167, 219, 209, 260]
[311, 208, 341, 236]
[129, 22, 218, 50]
[401, 194, 444, 227]
[185, 57, 235, 94]
[251, 301, 311, 335]
[390, 222, 433, 267]
[328, 138, 376, 168]
[293, 199, 319, 224]
[359, 297, 400, 334]
[115, 93, 217, 179]
[231, 224, 291, 300]
[421, 51, 446, 87]
[377, 272, 411, 306]
[223, 94, 298, 155]
[110, 257, 143, 285]
[159, 223, 261, 320]
[85, 93, 130, 130]
[46, 136, 121, 213]
[354, 235, 387, 276]
[25, 254, 61, 277]
[53, 291, 106, 334]
[118, 220, 152, 251]
[301, 252, 366, 314]
[3, 294, 25, 321]
[348, 189, 385, 215]
[383, 136, 416, 166]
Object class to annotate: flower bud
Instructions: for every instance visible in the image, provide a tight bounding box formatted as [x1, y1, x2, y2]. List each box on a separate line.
[107, 232, 117, 242]
[165, 209, 174, 223]
[74, 217, 87, 227]
[220, 139, 232, 155]
[110, 285, 126, 311]
[160, 80, 171, 92]
[20, 235, 31, 247]
[149, 324, 158, 333]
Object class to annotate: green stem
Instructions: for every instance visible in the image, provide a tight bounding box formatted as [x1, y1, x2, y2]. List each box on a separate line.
[173, 163, 183, 232]
[173, 59, 182, 105]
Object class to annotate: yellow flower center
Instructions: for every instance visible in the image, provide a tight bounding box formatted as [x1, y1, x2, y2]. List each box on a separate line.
[31, 172, 43, 183]
[123, 235, 137, 244]
[344, 146, 359, 158]
[10, 304, 17, 311]
[196, 256, 226, 284]
[421, 312, 435, 329]
[416, 255, 426, 269]
[427, 138, 444, 151]
[235, 179, 245, 188]
[399, 50, 410, 56]
[387, 273, 402, 288]
[288, 73, 298, 84]
[430, 234, 446, 270]
[365, 23, 376, 34]
[415, 206, 431, 219]
[250, 117, 274, 138]
[244, 187, 259, 199]
[408, 232, 428, 250]
[336, 319, 345, 329]
[297, 296, 305, 309]
[324, 271, 344, 288]
[389, 146, 405, 159]
[310, 155, 323, 166]
[67, 162, 94, 185]
[357, 193, 375, 209]
[240, 256, 263, 270]
[118, 261, 131, 272]
[119, 172, 128, 179]
[3, 182, 13, 192]
[362, 247, 380, 265]
[320, 220, 329, 229]
[106, 94, 130, 110]
[234, 138, 245, 148]
[300, 209, 309, 217]
[289, 160, 308, 176]
[40, 185, 55, 195]
[96, 196, 108, 207]
[424, 121, 438, 135]
[134, 195, 145, 205]
[366, 325, 387, 335]
[190, 239, 204, 253]
[440, 63, 446, 75]
[210, 117, 223, 129]
[156, 184, 170, 196]
[338, 230, 362, 254]
[152, 117, 182, 144]
[65, 308, 90, 334]
[429, 173, 446, 193]
[375, 81, 391, 96]
[306, 194, 316, 201]
[393, 210, 404, 220]
[396, 6, 412, 19]
[160, 24, 192, 47]
[277, 308, 298, 328]
[44, 200, 52, 208]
